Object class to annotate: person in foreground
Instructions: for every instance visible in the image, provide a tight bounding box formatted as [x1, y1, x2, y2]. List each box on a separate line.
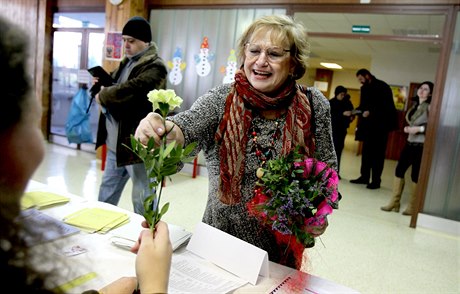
[95, 16, 167, 215]
[350, 68, 398, 189]
[135, 14, 339, 269]
[0, 16, 171, 293]
[381, 81, 433, 215]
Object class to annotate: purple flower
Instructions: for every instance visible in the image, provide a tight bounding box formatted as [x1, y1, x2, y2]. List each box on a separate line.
[247, 148, 339, 247]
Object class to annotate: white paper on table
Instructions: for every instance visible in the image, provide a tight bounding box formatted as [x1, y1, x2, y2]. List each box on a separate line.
[109, 222, 192, 251]
[186, 221, 269, 285]
[169, 251, 247, 293]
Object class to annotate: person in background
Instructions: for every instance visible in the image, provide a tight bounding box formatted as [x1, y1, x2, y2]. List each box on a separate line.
[135, 14, 339, 269]
[381, 81, 433, 215]
[0, 16, 171, 294]
[350, 68, 398, 189]
[329, 86, 354, 178]
[95, 16, 168, 215]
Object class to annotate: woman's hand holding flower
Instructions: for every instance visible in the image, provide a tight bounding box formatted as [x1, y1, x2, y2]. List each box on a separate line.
[135, 112, 184, 147]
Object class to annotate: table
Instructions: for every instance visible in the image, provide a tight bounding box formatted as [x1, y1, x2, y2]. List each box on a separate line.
[25, 180, 358, 293]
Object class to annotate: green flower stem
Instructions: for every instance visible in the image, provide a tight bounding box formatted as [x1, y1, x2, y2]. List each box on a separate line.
[125, 99, 196, 234]
[151, 116, 168, 231]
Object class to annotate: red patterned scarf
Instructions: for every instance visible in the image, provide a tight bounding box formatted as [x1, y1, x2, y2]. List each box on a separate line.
[215, 70, 316, 204]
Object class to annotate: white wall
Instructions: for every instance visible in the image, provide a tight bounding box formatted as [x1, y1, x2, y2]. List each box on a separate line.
[329, 69, 362, 98]
[372, 52, 438, 87]
[325, 51, 438, 101]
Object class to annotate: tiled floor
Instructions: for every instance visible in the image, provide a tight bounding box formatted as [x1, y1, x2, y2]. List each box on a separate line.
[32, 138, 460, 294]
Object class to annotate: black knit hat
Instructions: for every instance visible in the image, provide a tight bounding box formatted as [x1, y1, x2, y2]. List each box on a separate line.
[122, 16, 152, 43]
[334, 85, 347, 96]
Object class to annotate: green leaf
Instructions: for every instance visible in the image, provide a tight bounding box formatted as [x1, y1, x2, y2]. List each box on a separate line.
[163, 141, 177, 158]
[130, 135, 138, 150]
[125, 126, 197, 231]
[159, 202, 170, 217]
[183, 142, 198, 155]
[160, 165, 178, 177]
[159, 102, 170, 118]
[147, 136, 155, 150]
[181, 156, 196, 163]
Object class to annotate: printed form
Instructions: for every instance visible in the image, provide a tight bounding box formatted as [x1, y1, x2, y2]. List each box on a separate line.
[169, 251, 246, 293]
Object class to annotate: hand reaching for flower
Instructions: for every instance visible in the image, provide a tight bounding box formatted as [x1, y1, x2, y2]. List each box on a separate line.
[136, 89, 185, 147]
[131, 221, 172, 294]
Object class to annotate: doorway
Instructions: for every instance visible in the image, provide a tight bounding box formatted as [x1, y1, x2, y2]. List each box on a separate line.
[293, 10, 444, 160]
[50, 13, 105, 150]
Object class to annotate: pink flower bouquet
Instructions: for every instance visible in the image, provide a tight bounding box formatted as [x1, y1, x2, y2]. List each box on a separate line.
[247, 148, 339, 269]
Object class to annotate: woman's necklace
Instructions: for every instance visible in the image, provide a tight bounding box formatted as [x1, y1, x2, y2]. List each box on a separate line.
[249, 117, 284, 178]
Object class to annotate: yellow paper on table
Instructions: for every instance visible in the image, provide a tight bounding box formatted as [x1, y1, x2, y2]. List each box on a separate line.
[21, 191, 70, 210]
[55, 271, 98, 293]
[98, 217, 131, 234]
[63, 208, 129, 234]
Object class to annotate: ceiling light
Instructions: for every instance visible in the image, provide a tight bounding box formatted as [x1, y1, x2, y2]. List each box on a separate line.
[320, 62, 343, 69]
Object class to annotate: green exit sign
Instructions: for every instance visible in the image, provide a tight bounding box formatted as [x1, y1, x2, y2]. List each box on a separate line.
[352, 25, 371, 34]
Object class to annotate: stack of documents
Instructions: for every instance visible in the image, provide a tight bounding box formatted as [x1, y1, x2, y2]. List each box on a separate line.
[63, 207, 129, 234]
[21, 191, 70, 210]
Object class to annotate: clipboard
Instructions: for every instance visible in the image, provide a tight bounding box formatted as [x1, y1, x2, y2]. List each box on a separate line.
[87, 66, 114, 87]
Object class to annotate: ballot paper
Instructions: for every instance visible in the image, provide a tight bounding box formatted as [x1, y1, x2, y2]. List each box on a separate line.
[63, 207, 129, 234]
[21, 191, 70, 210]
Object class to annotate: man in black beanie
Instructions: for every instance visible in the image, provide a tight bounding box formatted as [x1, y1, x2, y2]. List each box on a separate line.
[121, 16, 152, 43]
[94, 16, 167, 214]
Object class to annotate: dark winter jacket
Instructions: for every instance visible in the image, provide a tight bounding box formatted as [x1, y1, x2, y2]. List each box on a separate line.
[95, 44, 167, 166]
[355, 77, 398, 140]
[329, 96, 354, 136]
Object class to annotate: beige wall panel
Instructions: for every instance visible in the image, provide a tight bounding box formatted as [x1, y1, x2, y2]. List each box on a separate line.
[103, 0, 148, 72]
[0, 0, 51, 137]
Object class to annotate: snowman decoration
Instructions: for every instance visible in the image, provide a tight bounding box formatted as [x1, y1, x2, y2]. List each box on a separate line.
[221, 49, 237, 84]
[167, 47, 186, 85]
[194, 37, 214, 77]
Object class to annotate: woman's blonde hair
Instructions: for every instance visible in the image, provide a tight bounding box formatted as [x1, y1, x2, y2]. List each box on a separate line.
[236, 14, 310, 80]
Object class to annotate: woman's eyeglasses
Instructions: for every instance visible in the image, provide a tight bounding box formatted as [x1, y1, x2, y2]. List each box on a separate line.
[245, 43, 290, 63]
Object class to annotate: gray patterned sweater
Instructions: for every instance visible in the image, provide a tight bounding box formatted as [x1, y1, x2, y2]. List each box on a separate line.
[169, 83, 337, 265]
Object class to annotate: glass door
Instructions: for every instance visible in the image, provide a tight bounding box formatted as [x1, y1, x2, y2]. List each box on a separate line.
[50, 13, 105, 149]
[87, 32, 106, 141]
[51, 31, 82, 138]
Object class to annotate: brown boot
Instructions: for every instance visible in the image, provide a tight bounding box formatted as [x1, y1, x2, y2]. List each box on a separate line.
[402, 182, 417, 215]
[381, 177, 404, 212]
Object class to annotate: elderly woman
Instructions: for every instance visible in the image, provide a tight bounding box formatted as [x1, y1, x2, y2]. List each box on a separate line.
[136, 14, 338, 268]
[0, 16, 172, 293]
